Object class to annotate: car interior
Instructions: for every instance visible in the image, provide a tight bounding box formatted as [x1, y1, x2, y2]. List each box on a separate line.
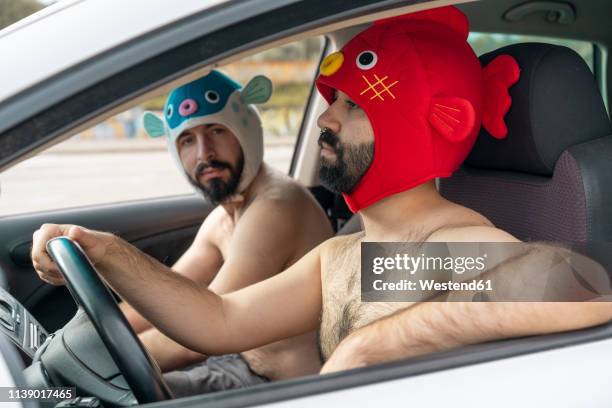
[0, 0, 611, 407]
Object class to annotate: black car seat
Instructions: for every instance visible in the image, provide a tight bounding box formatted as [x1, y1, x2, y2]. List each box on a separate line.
[439, 43, 612, 242]
[337, 43, 612, 240]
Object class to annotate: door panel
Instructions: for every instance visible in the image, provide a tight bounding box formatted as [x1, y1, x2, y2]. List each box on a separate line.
[0, 194, 212, 331]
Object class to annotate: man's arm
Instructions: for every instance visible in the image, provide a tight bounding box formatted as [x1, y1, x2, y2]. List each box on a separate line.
[139, 327, 207, 371]
[31, 223, 324, 356]
[137, 198, 325, 370]
[321, 226, 612, 373]
[120, 211, 224, 334]
[118, 218, 224, 370]
[323, 299, 612, 373]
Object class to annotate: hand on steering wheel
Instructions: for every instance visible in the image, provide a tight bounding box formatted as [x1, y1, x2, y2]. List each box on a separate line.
[46, 237, 173, 404]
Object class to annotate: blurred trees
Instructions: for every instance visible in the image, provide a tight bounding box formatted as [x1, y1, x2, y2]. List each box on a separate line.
[141, 38, 324, 111]
[0, 0, 44, 30]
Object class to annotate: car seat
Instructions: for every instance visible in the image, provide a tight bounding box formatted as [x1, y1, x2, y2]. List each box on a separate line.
[439, 43, 612, 242]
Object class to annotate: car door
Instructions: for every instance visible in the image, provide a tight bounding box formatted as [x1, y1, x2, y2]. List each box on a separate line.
[0, 194, 212, 332]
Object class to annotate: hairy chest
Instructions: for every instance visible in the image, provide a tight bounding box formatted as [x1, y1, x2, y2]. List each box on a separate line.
[319, 238, 408, 361]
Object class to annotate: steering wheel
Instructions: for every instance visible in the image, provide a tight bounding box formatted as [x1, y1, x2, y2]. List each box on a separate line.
[46, 236, 173, 404]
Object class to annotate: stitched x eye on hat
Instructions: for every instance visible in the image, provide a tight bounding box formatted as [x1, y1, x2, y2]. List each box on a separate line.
[316, 6, 520, 212]
[142, 70, 272, 198]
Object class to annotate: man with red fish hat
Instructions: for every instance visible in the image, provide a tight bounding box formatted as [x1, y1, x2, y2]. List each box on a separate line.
[31, 5, 612, 381]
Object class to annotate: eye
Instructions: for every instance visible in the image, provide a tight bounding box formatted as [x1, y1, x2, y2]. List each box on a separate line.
[356, 51, 378, 70]
[166, 104, 174, 118]
[178, 99, 198, 117]
[178, 135, 194, 147]
[345, 100, 360, 110]
[205, 90, 220, 104]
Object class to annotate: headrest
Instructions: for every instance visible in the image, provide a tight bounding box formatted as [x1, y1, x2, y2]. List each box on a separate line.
[465, 43, 612, 176]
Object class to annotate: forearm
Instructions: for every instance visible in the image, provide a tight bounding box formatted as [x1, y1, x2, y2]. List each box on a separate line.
[97, 235, 232, 355]
[354, 244, 612, 363]
[380, 301, 612, 361]
[119, 301, 153, 334]
[139, 328, 207, 372]
[322, 299, 611, 373]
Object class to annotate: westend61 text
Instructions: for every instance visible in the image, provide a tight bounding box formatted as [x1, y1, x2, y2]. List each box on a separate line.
[372, 279, 493, 292]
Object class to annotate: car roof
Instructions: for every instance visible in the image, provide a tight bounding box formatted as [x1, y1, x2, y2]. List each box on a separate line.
[0, 0, 227, 102]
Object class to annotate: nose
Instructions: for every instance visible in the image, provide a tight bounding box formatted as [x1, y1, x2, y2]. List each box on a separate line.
[317, 104, 341, 135]
[196, 133, 215, 162]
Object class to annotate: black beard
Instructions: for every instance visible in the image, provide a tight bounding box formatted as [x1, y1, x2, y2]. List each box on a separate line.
[318, 128, 374, 194]
[190, 153, 244, 205]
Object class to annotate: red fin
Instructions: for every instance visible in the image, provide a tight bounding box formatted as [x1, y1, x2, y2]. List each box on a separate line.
[428, 96, 476, 142]
[375, 6, 469, 39]
[481, 55, 520, 139]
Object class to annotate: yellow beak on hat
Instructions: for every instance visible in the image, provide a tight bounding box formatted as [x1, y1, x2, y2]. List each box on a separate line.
[320, 52, 344, 76]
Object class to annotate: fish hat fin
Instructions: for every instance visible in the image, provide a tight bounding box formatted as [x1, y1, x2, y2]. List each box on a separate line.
[375, 6, 469, 39]
[142, 111, 167, 138]
[481, 54, 520, 139]
[428, 96, 476, 142]
[240, 75, 273, 104]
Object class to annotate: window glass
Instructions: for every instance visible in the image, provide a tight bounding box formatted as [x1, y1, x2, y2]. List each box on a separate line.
[468, 32, 594, 72]
[0, 0, 50, 30]
[0, 37, 324, 216]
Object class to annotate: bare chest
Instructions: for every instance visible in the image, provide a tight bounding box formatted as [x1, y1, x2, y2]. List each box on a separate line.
[319, 238, 408, 361]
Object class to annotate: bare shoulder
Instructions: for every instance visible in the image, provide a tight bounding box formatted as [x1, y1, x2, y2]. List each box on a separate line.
[320, 232, 363, 259]
[256, 167, 314, 205]
[238, 182, 311, 236]
[247, 165, 331, 230]
[428, 225, 521, 242]
[195, 205, 228, 244]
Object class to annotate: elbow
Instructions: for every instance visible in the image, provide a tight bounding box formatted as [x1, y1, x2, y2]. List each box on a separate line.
[573, 302, 612, 328]
[522, 302, 612, 335]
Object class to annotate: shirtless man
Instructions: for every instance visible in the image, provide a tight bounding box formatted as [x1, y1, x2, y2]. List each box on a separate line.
[32, 6, 611, 379]
[39, 70, 333, 395]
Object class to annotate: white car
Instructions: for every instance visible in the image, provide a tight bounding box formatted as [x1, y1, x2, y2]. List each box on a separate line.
[0, 0, 611, 407]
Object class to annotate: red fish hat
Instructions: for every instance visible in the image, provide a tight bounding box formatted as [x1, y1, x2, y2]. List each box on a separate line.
[316, 6, 520, 212]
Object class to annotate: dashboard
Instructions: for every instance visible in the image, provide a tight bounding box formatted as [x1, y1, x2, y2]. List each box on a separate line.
[0, 285, 49, 359]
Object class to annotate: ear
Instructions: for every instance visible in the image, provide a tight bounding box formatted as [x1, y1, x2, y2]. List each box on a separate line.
[427, 96, 476, 142]
[142, 111, 167, 138]
[240, 75, 273, 104]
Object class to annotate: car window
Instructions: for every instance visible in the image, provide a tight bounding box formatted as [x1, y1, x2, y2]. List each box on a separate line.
[0, 0, 47, 30]
[468, 32, 594, 72]
[0, 37, 324, 217]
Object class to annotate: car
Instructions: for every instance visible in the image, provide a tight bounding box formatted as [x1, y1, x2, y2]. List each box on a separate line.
[0, 0, 611, 407]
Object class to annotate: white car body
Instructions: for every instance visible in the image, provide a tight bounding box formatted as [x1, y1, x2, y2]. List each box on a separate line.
[0, 0, 610, 406]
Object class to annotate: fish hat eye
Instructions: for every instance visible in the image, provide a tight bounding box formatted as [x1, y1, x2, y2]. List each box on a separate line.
[166, 104, 174, 118]
[205, 90, 220, 103]
[356, 50, 378, 70]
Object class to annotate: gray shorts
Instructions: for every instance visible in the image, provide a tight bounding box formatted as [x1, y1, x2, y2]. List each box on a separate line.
[163, 354, 270, 397]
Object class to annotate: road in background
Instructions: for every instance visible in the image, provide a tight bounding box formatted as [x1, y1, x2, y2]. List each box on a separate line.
[0, 139, 293, 217]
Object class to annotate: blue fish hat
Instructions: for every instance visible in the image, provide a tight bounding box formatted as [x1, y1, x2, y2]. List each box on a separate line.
[142, 70, 273, 196]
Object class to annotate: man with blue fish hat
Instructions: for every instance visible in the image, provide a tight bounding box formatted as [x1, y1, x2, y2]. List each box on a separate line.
[121, 70, 335, 394]
[143, 70, 269, 204]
